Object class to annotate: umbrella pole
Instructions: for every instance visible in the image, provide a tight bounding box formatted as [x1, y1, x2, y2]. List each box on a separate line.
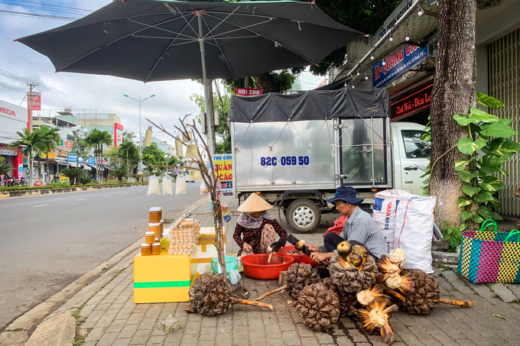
[197, 11, 215, 156]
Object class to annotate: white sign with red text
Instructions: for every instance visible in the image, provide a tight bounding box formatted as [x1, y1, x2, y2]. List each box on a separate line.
[0, 99, 28, 145]
[27, 93, 41, 111]
[236, 88, 262, 97]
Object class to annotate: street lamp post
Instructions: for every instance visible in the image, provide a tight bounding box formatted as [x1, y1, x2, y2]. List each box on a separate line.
[124, 94, 155, 174]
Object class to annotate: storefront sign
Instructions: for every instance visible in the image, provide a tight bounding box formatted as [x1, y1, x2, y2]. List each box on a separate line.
[64, 141, 72, 151]
[27, 93, 41, 111]
[391, 84, 433, 120]
[58, 150, 68, 157]
[41, 152, 57, 159]
[114, 123, 123, 147]
[0, 106, 17, 117]
[18, 165, 24, 177]
[372, 45, 428, 88]
[213, 154, 233, 194]
[67, 153, 77, 162]
[87, 157, 96, 164]
[59, 174, 69, 181]
[378, 0, 413, 38]
[236, 88, 262, 97]
[0, 144, 17, 156]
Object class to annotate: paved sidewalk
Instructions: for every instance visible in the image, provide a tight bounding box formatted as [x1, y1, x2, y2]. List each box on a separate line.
[75, 198, 520, 346]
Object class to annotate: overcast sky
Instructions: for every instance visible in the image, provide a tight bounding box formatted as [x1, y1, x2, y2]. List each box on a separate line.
[0, 0, 327, 145]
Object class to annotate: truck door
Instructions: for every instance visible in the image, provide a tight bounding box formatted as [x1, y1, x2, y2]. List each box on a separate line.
[396, 128, 430, 194]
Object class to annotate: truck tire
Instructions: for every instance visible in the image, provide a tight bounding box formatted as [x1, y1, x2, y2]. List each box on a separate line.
[285, 199, 321, 233]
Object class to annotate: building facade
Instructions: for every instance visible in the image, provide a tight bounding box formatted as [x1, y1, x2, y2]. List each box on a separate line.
[0, 99, 26, 178]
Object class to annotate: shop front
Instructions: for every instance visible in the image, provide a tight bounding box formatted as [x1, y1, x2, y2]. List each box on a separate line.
[0, 99, 28, 179]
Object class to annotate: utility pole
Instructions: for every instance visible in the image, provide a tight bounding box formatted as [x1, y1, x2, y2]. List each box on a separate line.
[27, 82, 38, 133]
[124, 94, 155, 174]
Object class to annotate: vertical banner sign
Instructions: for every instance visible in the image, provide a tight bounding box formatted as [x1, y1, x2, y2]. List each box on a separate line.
[114, 123, 123, 147]
[27, 93, 41, 111]
[235, 88, 262, 97]
[64, 141, 73, 151]
[213, 154, 233, 194]
[372, 45, 428, 88]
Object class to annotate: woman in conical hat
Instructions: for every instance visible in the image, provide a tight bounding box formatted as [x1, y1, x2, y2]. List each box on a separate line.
[233, 193, 287, 257]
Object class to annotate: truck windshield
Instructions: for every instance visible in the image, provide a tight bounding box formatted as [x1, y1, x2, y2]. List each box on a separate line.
[401, 130, 431, 159]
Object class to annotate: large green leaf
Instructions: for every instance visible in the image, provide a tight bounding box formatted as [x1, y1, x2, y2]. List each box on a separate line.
[420, 132, 431, 142]
[477, 92, 504, 108]
[458, 196, 472, 207]
[462, 184, 480, 197]
[469, 108, 500, 123]
[421, 186, 429, 196]
[472, 214, 485, 223]
[459, 171, 479, 183]
[457, 138, 486, 155]
[460, 210, 472, 221]
[499, 118, 513, 125]
[479, 155, 507, 174]
[478, 206, 492, 219]
[454, 114, 479, 126]
[487, 138, 520, 158]
[422, 176, 430, 185]
[498, 168, 509, 176]
[480, 122, 518, 138]
[491, 212, 503, 221]
[479, 176, 505, 192]
[455, 158, 473, 171]
[473, 191, 495, 203]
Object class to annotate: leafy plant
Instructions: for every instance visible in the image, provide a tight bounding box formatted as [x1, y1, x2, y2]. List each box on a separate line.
[112, 167, 127, 182]
[48, 181, 70, 188]
[442, 226, 462, 253]
[59, 168, 84, 185]
[0, 157, 13, 176]
[79, 174, 94, 185]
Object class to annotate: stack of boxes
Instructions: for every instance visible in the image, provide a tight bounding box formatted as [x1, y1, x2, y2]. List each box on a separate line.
[168, 219, 200, 255]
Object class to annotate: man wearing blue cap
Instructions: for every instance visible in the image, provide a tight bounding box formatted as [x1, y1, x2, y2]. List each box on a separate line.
[309, 186, 387, 262]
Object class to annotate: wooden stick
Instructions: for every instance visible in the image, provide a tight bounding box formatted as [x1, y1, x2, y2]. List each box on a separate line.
[438, 298, 472, 308]
[381, 285, 406, 302]
[232, 298, 274, 310]
[254, 285, 287, 301]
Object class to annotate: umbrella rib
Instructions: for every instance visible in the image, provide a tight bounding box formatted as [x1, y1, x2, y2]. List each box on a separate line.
[209, 19, 271, 39]
[144, 15, 196, 83]
[56, 15, 186, 71]
[128, 17, 196, 40]
[173, 5, 199, 38]
[200, 14, 237, 80]
[205, 13, 318, 66]
[203, 5, 240, 39]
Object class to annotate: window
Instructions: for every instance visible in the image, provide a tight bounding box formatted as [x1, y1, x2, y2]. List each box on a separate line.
[401, 130, 431, 159]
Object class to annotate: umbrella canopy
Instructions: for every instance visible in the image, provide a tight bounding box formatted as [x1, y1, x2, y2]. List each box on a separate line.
[17, 0, 363, 82]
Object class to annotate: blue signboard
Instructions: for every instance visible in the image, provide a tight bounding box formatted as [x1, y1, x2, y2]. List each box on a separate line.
[67, 154, 77, 162]
[87, 157, 96, 164]
[372, 45, 428, 88]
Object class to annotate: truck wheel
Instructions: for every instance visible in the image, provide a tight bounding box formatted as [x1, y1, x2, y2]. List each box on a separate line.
[285, 199, 321, 233]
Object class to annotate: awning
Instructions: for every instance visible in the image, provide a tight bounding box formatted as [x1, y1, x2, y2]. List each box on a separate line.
[55, 159, 69, 166]
[83, 165, 91, 171]
[86, 163, 97, 170]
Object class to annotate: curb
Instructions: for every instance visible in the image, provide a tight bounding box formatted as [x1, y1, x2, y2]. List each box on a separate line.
[0, 183, 148, 199]
[0, 195, 207, 346]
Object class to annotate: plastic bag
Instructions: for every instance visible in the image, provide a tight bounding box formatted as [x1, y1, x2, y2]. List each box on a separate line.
[162, 175, 173, 195]
[200, 180, 209, 194]
[176, 175, 186, 194]
[147, 175, 161, 195]
[394, 195, 436, 274]
[219, 193, 231, 222]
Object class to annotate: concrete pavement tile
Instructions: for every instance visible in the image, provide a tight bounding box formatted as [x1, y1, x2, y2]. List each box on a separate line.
[115, 308, 135, 320]
[367, 335, 388, 346]
[346, 329, 368, 343]
[459, 329, 493, 345]
[330, 324, 345, 336]
[282, 330, 301, 346]
[126, 312, 146, 325]
[214, 332, 232, 346]
[112, 339, 131, 346]
[295, 324, 314, 338]
[441, 271, 474, 295]
[80, 304, 96, 319]
[84, 327, 105, 343]
[97, 332, 119, 346]
[118, 325, 138, 339]
[84, 310, 104, 324]
[265, 324, 282, 339]
[146, 335, 166, 345]
[300, 336, 319, 346]
[468, 283, 495, 298]
[266, 339, 284, 346]
[490, 283, 518, 303]
[399, 333, 421, 345]
[145, 304, 164, 318]
[338, 317, 357, 329]
[249, 330, 267, 341]
[431, 331, 463, 346]
[184, 321, 202, 335]
[164, 332, 184, 344]
[130, 330, 152, 345]
[96, 314, 117, 328]
[188, 313, 203, 322]
[198, 340, 216, 346]
[279, 323, 296, 331]
[107, 319, 127, 334]
[134, 304, 151, 313]
[315, 333, 334, 344]
[107, 303, 125, 312]
[336, 336, 355, 346]
[138, 317, 158, 330]
[202, 317, 218, 327]
[489, 337, 512, 346]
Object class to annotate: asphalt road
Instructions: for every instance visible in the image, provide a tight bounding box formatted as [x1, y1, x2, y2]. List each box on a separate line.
[0, 183, 203, 332]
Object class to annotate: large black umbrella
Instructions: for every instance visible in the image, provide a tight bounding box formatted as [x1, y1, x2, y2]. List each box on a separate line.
[17, 0, 362, 81]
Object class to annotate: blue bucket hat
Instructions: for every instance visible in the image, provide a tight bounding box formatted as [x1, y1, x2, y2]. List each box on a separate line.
[327, 186, 364, 204]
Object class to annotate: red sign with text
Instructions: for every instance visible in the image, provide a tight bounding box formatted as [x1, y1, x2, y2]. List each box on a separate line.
[236, 88, 262, 97]
[391, 84, 433, 120]
[27, 94, 41, 111]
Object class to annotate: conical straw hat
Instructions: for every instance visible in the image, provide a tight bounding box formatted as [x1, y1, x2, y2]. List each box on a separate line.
[237, 193, 273, 213]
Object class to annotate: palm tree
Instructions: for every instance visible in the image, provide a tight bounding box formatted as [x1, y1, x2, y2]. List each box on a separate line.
[8, 128, 45, 187]
[0, 157, 13, 176]
[59, 167, 83, 185]
[84, 129, 112, 181]
[39, 125, 61, 184]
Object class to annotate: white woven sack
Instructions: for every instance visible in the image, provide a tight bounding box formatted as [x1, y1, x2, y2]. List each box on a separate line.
[394, 195, 436, 274]
[162, 175, 173, 195]
[176, 175, 186, 194]
[147, 175, 161, 195]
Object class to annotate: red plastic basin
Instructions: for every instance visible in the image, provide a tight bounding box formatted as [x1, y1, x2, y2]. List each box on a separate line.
[240, 254, 294, 280]
[277, 246, 319, 266]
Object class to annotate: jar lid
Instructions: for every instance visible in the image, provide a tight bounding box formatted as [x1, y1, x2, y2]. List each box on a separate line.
[152, 242, 160, 246]
[149, 222, 161, 226]
[149, 207, 162, 212]
[141, 243, 150, 247]
[145, 231, 155, 235]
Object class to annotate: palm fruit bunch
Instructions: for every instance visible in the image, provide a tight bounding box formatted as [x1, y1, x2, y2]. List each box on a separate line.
[377, 251, 414, 297]
[356, 300, 399, 345]
[329, 241, 379, 296]
[322, 277, 357, 316]
[185, 273, 233, 316]
[186, 273, 274, 316]
[286, 262, 320, 300]
[296, 281, 341, 331]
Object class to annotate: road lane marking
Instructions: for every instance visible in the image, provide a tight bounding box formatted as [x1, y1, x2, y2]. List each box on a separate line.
[77, 199, 85, 201]
[34, 205, 47, 208]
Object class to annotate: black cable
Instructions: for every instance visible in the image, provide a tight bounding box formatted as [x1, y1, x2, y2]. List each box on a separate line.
[0, 9, 79, 20]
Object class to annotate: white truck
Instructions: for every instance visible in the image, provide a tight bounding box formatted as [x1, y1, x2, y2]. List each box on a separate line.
[228, 88, 430, 232]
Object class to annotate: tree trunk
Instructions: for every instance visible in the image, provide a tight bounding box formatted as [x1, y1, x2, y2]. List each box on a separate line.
[29, 156, 33, 187]
[430, 0, 478, 228]
[253, 73, 280, 93]
[46, 154, 50, 184]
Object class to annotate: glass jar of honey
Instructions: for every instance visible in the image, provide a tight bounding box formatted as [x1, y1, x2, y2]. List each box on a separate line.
[141, 243, 151, 256]
[149, 223, 161, 238]
[149, 207, 162, 223]
[151, 242, 161, 256]
[145, 231, 155, 244]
